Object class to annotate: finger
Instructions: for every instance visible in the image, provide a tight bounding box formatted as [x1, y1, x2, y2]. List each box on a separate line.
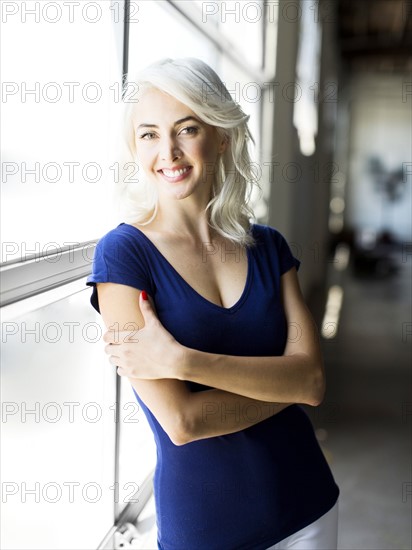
[139, 290, 156, 322]
[108, 355, 120, 366]
[103, 331, 117, 343]
[104, 330, 134, 344]
[104, 343, 115, 355]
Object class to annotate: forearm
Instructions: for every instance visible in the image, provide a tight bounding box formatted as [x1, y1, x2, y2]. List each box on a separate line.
[129, 378, 290, 445]
[177, 349, 324, 406]
[184, 389, 292, 443]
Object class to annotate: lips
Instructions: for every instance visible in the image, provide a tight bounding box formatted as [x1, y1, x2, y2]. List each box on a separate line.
[158, 166, 193, 182]
[160, 166, 191, 177]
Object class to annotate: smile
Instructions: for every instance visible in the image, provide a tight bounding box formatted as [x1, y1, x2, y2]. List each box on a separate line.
[158, 166, 193, 183]
[161, 167, 191, 178]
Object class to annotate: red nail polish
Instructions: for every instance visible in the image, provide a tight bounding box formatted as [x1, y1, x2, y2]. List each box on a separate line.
[141, 290, 148, 301]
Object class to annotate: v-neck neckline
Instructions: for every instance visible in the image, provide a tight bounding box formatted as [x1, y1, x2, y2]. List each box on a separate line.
[122, 223, 254, 313]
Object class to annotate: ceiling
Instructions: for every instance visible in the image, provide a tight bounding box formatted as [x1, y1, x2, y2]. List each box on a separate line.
[337, 0, 412, 71]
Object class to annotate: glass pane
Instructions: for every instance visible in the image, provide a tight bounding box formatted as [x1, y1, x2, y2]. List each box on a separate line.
[116, 376, 156, 517]
[217, 0, 264, 70]
[191, 0, 264, 70]
[1, 1, 121, 262]
[128, 1, 219, 75]
[1, 287, 115, 549]
[293, 0, 322, 156]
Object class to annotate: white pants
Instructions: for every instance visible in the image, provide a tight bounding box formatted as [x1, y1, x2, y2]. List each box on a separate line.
[266, 500, 339, 550]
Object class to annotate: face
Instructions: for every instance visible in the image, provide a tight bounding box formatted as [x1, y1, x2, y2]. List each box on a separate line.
[133, 88, 227, 202]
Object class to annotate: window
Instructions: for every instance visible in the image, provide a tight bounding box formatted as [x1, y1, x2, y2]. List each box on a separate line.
[1, 0, 121, 262]
[1, 284, 115, 549]
[293, 0, 322, 156]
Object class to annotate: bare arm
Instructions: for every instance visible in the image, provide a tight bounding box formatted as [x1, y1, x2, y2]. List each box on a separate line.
[97, 282, 292, 446]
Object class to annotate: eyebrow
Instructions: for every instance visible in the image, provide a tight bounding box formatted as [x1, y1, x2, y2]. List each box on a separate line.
[136, 116, 201, 130]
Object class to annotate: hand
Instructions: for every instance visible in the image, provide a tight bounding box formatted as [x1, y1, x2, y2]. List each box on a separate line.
[103, 291, 184, 379]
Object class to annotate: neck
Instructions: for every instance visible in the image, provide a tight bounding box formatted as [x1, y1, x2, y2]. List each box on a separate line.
[144, 177, 217, 240]
[154, 201, 217, 243]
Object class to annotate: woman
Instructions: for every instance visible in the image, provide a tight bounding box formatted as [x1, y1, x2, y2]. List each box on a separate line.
[87, 58, 339, 550]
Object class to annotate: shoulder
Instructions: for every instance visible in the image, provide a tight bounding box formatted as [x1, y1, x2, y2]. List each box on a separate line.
[91, 223, 154, 277]
[250, 223, 289, 246]
[96, 222, 145, 248]
[87, 223, 154, 301]
[250, 223, 300, 273]
[94, 223, 149, 258]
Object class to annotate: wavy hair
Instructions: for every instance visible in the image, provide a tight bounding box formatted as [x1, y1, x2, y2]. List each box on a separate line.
[119, 57, 260, 246]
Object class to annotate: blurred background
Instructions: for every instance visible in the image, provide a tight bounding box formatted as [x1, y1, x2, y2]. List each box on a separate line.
[1, 1, 411, 548]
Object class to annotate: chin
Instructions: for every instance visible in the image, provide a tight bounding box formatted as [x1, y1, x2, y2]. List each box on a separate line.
[163, 182, 197, 201]
[171, 189, 194, 201]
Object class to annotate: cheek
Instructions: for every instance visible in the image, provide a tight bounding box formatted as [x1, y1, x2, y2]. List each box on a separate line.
[195, 139, 219, 166]
[135, 145, 154, 171]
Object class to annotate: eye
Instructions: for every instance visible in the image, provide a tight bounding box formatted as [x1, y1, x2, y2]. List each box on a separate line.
[180, 126, 199, 136]
[138, 131, 157, 140]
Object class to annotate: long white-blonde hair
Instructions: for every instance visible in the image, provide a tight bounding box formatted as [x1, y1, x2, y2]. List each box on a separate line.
[118, 57, 259, 246]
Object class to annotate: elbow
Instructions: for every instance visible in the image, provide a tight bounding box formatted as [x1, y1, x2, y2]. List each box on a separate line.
[169, 434, 189, 447]
[288, 354, 325, 407]
[167, 413, 195, 446]
[169, 431, 191, 446]
[306, 366, 325, 407]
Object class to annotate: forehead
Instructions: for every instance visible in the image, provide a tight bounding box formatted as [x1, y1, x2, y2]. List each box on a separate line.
[132, 88, 198, 125]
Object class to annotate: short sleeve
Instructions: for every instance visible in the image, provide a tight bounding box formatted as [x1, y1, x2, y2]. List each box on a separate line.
[86, 226, 153, 313]
[276, 231, 301, 275]
[254, 224, 300, 275]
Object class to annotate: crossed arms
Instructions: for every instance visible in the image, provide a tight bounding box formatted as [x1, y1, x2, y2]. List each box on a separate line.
[97, 267, 324, 445]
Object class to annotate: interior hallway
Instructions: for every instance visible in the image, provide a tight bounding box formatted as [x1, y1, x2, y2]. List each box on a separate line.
[307, 248, 412, 549]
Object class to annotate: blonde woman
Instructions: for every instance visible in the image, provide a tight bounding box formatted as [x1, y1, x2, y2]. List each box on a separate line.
[87, 58, 339, 550]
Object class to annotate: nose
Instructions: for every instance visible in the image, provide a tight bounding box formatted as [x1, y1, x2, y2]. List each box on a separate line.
[159, 135, 182, 162]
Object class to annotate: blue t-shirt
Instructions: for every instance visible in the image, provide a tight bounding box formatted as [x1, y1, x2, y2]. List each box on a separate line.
[86, 222, 339, 550]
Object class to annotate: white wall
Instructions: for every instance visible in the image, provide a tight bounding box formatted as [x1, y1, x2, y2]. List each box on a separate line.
[346, 73, 412, 241]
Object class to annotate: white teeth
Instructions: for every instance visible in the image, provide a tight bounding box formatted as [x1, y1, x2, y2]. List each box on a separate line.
[162, 167, 189, 177]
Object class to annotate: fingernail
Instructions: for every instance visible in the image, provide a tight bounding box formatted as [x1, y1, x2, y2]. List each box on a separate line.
[141, 290, 148, 301]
